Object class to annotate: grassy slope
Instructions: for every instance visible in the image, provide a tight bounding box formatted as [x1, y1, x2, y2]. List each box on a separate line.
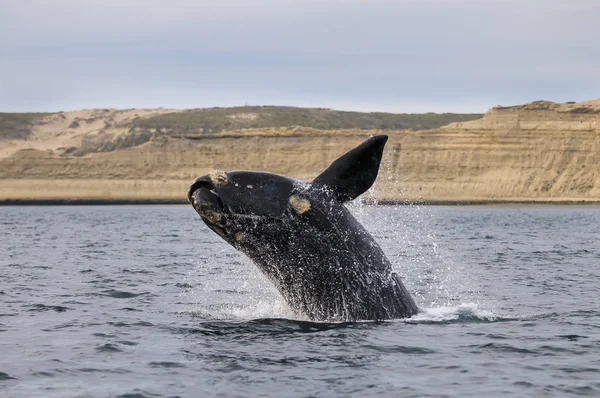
[131, 106, 483, 134]
[0, 106, 483, 155]
[72, 107, 479, 155]
[0, 112, 56, 139]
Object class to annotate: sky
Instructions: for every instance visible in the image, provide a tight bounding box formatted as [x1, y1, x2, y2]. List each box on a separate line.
[1, 0, 599, 113]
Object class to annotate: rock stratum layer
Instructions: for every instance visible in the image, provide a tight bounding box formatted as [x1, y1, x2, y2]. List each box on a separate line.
[1, 100, 599, 203]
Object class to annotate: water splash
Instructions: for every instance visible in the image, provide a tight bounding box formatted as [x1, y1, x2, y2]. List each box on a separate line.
[183, 248, 296, 321]
[405, 303, 504, 324]
[348, 169, 485, 311]
[348, 201, 481, 307]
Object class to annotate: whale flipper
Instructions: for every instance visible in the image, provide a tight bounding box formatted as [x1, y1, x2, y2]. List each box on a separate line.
[312, 135, 388, 203]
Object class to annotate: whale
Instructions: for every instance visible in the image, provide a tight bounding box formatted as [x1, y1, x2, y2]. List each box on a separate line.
[188, 135, 419, 321]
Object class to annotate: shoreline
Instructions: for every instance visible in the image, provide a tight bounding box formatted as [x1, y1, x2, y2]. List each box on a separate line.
[0, 198, 188, 206]
[2, 198, 600, 206]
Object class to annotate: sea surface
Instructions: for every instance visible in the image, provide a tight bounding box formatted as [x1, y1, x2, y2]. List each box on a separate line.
[1, 205, 599, 397]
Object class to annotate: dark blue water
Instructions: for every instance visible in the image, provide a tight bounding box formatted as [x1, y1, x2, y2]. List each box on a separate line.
[1, 205, 600, 397]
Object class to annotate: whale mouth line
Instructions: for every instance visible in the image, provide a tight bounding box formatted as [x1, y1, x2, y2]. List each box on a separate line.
[187, 179, 214, 203]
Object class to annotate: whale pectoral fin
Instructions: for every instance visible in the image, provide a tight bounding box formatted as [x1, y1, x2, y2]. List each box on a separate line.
[312, 135, 389, 203]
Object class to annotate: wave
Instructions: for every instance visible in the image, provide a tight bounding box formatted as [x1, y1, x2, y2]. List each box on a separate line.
[404, 303, 515, 324]
[177, 304, 508, 336]
[179, 302, 515, 330]
[178, 302, 572, 338]
[170, 317, 360, 337]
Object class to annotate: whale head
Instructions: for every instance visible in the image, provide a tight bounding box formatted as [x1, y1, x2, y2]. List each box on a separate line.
[187, 135, 389, 248]
[187, 169, 300, 244]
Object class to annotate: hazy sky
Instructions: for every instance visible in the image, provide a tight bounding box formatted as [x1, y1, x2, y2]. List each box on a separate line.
[1, 0, 599, 113]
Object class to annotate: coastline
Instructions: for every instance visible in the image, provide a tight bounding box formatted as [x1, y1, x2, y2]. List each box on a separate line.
[2, 198, 600, 206]
[0, 198, 188, 206]
[2, 100, 600, 208]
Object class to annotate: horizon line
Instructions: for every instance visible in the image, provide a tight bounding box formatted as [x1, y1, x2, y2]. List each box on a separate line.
[3, 97, 597, 115]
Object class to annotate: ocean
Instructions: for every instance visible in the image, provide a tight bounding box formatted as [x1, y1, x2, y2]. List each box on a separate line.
[1, 205, 599, 397]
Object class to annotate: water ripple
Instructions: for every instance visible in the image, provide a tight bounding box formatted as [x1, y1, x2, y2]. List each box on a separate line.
[102, 290, 150, 299]
[1, 205, 600, 397]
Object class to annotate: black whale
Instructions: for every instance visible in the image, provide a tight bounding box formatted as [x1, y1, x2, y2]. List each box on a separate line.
[188, 135, 419, 321]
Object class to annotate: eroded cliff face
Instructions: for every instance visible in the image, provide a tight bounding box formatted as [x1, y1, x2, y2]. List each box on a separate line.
[396, 99, 600, 201]
[0, 130, 387, 200]
[1, 100, 600, 202]
[443, 99, 600, 132]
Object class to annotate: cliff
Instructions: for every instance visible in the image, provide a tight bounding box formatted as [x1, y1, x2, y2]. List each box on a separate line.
[1, 101, 599, 203]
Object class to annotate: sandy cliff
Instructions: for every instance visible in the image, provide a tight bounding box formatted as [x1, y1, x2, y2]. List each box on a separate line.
[1, 100, 599, 203]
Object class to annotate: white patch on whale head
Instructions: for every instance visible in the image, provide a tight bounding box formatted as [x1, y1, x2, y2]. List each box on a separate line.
[209, 170, 228, 186]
